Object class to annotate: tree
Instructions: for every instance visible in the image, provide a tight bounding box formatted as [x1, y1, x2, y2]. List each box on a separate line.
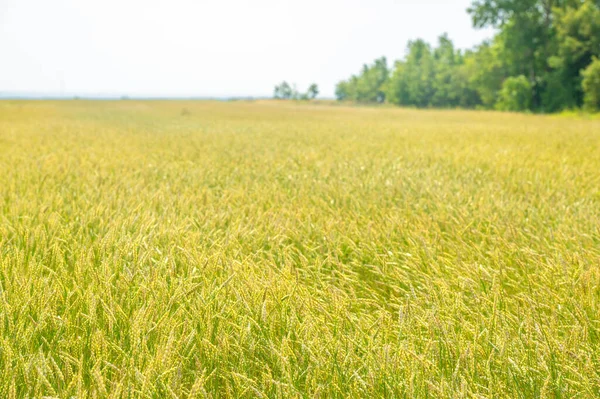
[334, 57, 389, 103]
[553, 0, 600, 107]
[385, 35, 484, 108]
[467, 0, 600, 111]
[291, 83, 300, 100]
[275, 82, 319, 101]
[307, 84, 319, 99]
[582, 57, 600, 111]
[461, 41, 506, 108]
[496, 75, 533, 111]
[431, 34, 458, 107]
[335, 81, 350, 101]
[274, 81, 293, 99]
[385, 61, 409, 106]
[333, 0, 600, 113]
[468, 0, 563, 110]
[385, 39, 437, 107]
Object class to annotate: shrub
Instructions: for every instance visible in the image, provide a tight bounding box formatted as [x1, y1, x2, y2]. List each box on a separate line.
[496, 75, 532, 112]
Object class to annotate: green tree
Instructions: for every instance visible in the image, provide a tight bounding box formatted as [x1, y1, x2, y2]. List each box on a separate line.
[404, 40, 435, 107]
[386, 36, 483, 108]
[496, 75, 533, 111]
[461, 41, 506, 108]
[553, 0, 600, 107]
[383, 40, 437, 107]
[468, 0, 565, 110]
[333, 0, 600, 113]
[335, 58, 389, 103]
[431, 34, 479, 108]
[467, 0, 600, 111]
[307, 84, 319, 99]
[335, 80, 350, 101]
[431, 34, 458, 107]
[385, 61, 409, 106]
[274, 81, 293, 99]
[290, 83, 299, 100]
[582, 57, 600, 111]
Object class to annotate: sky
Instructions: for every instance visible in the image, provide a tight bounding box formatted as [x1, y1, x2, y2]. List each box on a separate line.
[0, 0, 495, 98]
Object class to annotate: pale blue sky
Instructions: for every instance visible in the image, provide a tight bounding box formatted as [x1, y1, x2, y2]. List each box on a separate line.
[0, 0, 494, 98]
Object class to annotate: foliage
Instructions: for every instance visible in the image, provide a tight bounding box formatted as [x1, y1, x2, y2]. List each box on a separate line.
[1, 100, 600, 397]
[335, 57, 389, 103]
[386, 40, 435, 107]
[274, 81, 293, 99]
[274, 82, 319, 100]
[496, 75, 533, 111]
[582, 57, 600, 110]
[385, 36, 482, 108]
[554, 0, 600, 107]
[336, 0, 600, 113]
[463, 42, 504, 108]
[307, 83, 319, 99]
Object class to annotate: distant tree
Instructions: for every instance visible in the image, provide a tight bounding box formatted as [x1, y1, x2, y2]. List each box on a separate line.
[335, 58, 389, 103]
[385, 35, 483, 109]
[281, 82, 293, 99]
[462, 42, 504, 108]
[496, 75, 532, 111]
[431, 34, 459, 107]
[331, 0, 599, 113]
[275, 82, 320, 100]
[386, 40, 435, 107]
[582, 57, 600, 111]
[467, 0, 599, 111]
[274, 81, 293, 99]
[291, 83, 300, 100]
[307, 84, 319, 99]
[335, 80, 350, 101]
[553, 0, 600, 108]
[384, 61, 408, 106]
[468, 0, 553, 91]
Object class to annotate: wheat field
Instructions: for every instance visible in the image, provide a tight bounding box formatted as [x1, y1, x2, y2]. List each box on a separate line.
[0, 100, 599, 398]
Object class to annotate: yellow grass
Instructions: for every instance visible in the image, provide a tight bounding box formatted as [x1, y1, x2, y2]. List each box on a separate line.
[1, 100, 599, 397]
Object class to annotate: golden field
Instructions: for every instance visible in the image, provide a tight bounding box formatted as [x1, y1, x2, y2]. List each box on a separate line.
[0, 100, 599, 398]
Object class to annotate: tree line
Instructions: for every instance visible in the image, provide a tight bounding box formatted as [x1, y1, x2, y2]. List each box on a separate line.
[274, 82, 319, 100]
[335, 0, 600, 112]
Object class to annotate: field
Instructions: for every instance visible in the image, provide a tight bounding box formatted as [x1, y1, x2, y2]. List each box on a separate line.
[1, 100, 599, 398]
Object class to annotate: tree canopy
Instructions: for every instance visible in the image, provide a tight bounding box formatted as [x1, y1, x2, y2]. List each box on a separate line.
[274, 82, 320, 101]
[335, 0, 600, 112]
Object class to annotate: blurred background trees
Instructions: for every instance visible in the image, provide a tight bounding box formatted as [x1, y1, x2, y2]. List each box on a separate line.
[334, 0, 600, 112]
[274, 82, 319, 100]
